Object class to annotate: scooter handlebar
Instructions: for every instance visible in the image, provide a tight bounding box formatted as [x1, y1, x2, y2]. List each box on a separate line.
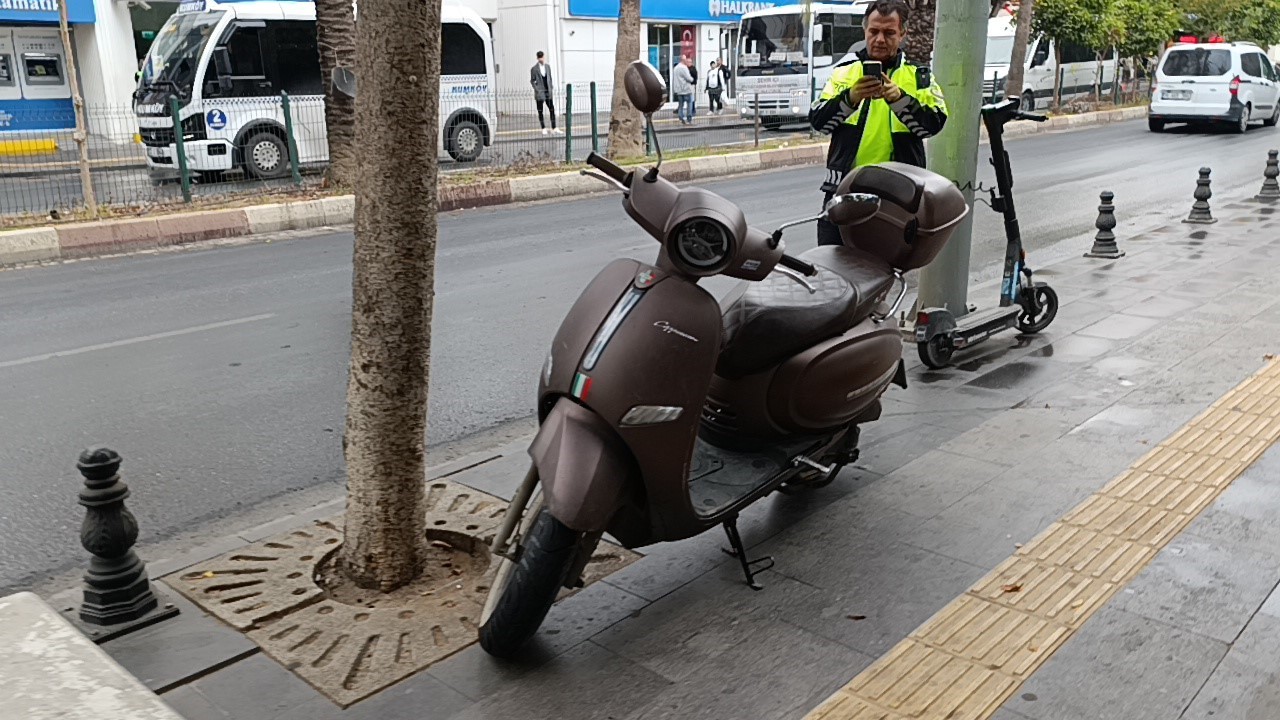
[778, 253, 818, 277]
[586, 152, 630, 185]
[1015, 111, 1048, 123]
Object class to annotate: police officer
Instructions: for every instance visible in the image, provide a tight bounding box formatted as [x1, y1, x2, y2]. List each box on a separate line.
[809, 0, 948, 245]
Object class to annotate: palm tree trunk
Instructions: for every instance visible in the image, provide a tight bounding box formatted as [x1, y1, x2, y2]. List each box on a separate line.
[315, 0, 357, 188]
[1004, 0, 1034, 101]
[902, 0, 938, 66]
[340, 0, 440, 591]
[606, 0, 643, 160]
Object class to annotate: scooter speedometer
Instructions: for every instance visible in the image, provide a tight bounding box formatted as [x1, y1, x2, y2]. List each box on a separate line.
[671, 218, 732, 274]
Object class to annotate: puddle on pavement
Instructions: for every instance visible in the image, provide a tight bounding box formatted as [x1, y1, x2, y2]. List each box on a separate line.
[966, 360, 1054, 391]
[1189, 231, 1209, 240]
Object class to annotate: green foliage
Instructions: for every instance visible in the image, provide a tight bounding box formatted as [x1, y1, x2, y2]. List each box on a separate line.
[1112, 0, 1178, 57]
[1178, 0, 1280, 45]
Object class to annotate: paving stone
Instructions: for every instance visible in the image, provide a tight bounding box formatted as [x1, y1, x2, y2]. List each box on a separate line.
[446, 641, 671, 720]
[1190, 445, 1280, 559]
[850, 449, 1005, 520]
[619, 617, 873, 720]
[1026, 334, 1118, 363]
[965, 358, 1078, 397]
[1178, 613, 1280, 720]
[763, 538, 987, 658]
[902, 475, 1090, 569]
[100, 592, 257, 693]
[1004, 606, 1227, 720]
[854, 420, 971, 479]
[188, 654, 325, 720]
[282, 672, 473, 720]
[936, 407, 1087, 468]
[447, 451, 531, 501]
[603, 531, 734, 602]
[159, 686, 228, 720]
[1109, 532, 1280, 643]
[1077, 313, 1164, 341]
[1123, 294, 1203, 319]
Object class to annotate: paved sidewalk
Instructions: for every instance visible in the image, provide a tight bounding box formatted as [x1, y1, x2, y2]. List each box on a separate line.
[78, 187, 1280, 720]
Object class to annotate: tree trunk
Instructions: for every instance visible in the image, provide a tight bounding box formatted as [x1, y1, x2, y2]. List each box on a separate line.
[1004, 0, 1034, 101]
[1052, 44, 1063, 109]
[57, 3, 97, 219]
[340, 0, 440, 591]
[1093, 53, 1102, 105]
[315, 0, 358, 189]
[606, 0, 643, 160]
[902, 0, 938, 65]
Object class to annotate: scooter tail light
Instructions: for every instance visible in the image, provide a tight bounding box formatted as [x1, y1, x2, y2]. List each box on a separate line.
[916, 311, 930, 326]
[620, 405, 684, 426]
[1230, 76, 1241, 96]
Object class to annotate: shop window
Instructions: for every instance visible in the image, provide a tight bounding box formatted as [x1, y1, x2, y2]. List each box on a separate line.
[23, 54, 63, 84]
[0, 54, 13, 86]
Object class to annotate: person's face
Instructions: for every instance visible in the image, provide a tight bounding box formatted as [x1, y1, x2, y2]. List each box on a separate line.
[537, 56, 545, 64]
[864, 10, 905, 62]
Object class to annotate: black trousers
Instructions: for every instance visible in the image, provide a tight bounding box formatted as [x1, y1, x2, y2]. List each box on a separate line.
[707, 88, 723, 112]
[817, 191, 843, 246]
[536, 97, 556, 129]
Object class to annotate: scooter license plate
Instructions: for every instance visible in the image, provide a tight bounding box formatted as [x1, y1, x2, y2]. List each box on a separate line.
[914, 326, 927, 342]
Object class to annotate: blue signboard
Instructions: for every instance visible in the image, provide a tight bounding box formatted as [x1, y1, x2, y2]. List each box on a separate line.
[0, 98, 74, 131]
[0, 0, 96, 24]
[206, 108, 227, 130]
[568, 0, 802, 23]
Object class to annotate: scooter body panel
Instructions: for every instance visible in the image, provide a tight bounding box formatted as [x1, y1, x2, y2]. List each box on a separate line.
[536, 258, 723, 546]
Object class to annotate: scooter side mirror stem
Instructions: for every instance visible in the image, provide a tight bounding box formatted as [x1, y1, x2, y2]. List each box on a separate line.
[644, 112, 663, 183]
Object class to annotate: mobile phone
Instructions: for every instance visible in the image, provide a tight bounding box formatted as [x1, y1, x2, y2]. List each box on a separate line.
[862, 60, 883, 83]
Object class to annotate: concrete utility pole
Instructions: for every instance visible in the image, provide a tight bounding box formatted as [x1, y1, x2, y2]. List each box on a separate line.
[916, 0, 987, 317]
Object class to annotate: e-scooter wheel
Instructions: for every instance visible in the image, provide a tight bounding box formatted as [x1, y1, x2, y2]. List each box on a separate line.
[918, 335, 955, 369]
[479, 504, 582, 658]
[1017, 284, 1059, 334]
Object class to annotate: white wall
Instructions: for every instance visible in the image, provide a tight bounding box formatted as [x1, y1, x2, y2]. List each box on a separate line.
[561, 18, 615, 87]
[75, 0, 140, 140]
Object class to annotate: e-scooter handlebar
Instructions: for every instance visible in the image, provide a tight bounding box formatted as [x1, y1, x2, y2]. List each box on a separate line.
[1015, 111, 1048, 123]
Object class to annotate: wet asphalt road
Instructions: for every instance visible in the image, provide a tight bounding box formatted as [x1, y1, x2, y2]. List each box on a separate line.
[2, 117, 1277, 593]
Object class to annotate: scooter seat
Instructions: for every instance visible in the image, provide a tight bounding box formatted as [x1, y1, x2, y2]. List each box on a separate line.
[717, 246, 896, 379]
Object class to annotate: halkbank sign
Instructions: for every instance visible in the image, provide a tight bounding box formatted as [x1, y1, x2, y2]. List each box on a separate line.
[568, 0, 798, 23]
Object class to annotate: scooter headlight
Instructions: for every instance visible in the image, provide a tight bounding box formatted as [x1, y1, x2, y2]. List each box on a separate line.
[669, 218, 732, 275]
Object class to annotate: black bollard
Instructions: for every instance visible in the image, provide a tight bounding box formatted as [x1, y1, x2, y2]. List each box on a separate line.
[1085, 190, 1124, 258]
[76, 447, 177, 638]
[1258, 150, 1280, 200]
[1184, 167, 1217, 224]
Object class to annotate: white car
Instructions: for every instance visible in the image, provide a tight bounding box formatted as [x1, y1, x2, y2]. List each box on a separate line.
[1149, 42, 1280, 133]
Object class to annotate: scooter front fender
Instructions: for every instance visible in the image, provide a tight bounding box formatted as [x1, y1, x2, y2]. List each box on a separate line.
[530, 399, 637, 534]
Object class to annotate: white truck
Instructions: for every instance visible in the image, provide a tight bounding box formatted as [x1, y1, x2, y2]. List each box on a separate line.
[134, 0, 495, 181]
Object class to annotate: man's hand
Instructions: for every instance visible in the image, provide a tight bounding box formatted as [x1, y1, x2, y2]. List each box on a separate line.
[847, 75, 885, 104]
[882, 75, 904, 103]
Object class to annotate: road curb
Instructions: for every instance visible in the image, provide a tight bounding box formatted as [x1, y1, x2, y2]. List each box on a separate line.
[0, 105, 1146, 267]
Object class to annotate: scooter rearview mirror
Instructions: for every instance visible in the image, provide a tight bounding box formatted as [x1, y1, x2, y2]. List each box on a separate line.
[824, 193, 880, 226]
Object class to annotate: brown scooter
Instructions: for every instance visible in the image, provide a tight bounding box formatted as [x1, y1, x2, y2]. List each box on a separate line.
[478, 61, 969, 658]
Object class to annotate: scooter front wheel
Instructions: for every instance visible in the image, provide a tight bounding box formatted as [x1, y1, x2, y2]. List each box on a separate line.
[918, 335, 955, 369]
[1017, 284, 1059, 334]
[478, 504, 581, 658]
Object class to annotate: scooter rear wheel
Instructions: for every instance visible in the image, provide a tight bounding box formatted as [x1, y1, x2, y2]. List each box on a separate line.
[478, 506, 582, 658]
[1017, 284, 1059, 334]
[918, 335, 955, 369]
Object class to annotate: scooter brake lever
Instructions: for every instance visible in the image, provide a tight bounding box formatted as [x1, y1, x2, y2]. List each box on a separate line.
[775, 265, 817, 294]
[579, 169, 629, 193]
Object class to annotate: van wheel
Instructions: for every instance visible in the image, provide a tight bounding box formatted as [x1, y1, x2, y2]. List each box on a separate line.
[1020, 90, 1036, 112]
[1266, 104, 1280, 127]
[243, 132, 289, 179]
[1148, 117, 1165, 133]
[448, 120, 484, 162]
[1236, 104, 1252, 134]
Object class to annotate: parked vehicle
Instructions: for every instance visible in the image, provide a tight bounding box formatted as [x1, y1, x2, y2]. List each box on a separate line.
[1149, 42, 1280, 133]
[133, 0, 495, 182]
[477, 60, 969, 658]
[982, 16, 1117, 111]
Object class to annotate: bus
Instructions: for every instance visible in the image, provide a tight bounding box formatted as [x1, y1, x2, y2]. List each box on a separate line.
[133, 0, 495, 181]
[736, 1, 871, 129]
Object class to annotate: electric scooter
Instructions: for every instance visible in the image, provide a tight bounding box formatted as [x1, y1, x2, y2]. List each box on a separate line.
[476, 61, 970, 658]
[914, 98, 1059, 369]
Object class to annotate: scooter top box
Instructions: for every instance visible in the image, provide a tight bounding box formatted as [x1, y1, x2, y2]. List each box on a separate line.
[835, 162, 969, 271]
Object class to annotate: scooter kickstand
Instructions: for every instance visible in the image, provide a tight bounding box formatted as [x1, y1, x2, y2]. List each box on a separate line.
[721, 519, 774, 591]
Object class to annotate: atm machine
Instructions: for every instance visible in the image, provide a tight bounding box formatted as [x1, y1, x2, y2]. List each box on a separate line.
[0, 28, 73, 131]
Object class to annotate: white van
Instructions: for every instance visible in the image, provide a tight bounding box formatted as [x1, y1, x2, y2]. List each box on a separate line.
[1149, 42, 1280, 133]
[135, 0, 495, 180]
[983, 16, 1117, 111]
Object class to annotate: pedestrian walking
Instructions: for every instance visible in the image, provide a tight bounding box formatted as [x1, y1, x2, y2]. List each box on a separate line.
[706, 58, 729, 115]
[689, 61, 699, 114]
[530, 51, 561, 135]
[671, 55, 696, 125]
[809, 0, 947, 245]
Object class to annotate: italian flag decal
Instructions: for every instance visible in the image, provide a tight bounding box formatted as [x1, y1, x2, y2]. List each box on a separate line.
[571, 373, 593, 400]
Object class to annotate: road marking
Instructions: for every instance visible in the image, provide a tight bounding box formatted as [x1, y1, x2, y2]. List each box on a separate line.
[805, 358, 1280, 720]
[0, 314, 276, 369]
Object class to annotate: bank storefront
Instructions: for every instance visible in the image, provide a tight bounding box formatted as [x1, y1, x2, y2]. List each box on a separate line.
[0, 0, 142, 138]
